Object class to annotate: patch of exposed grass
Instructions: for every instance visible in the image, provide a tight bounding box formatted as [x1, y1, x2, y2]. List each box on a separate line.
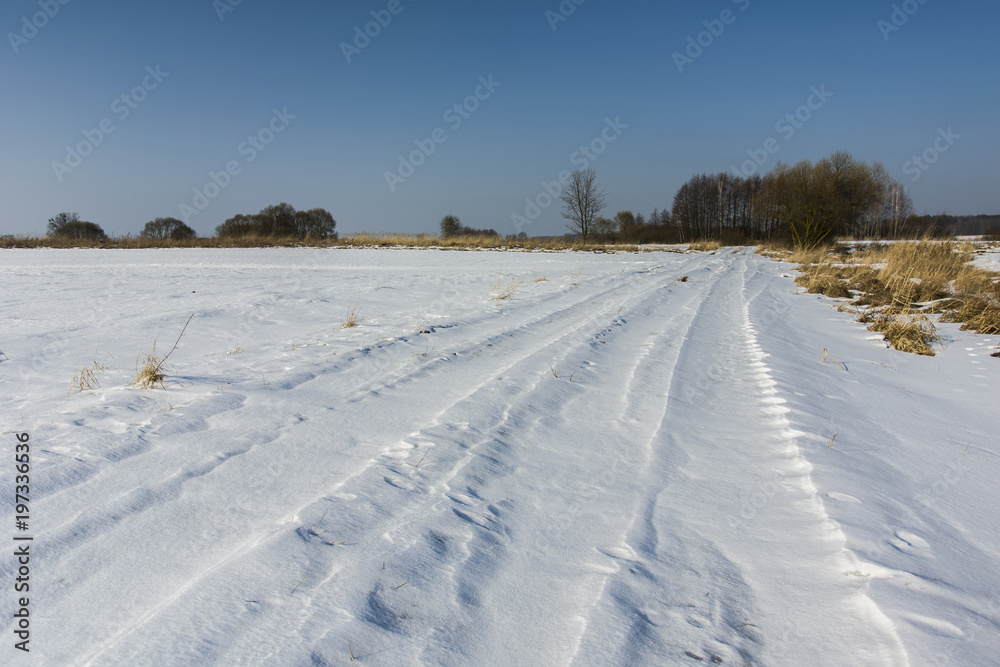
[794, 262, 853, 299]
[941, 266, 1000, 334]
[777, 240, 999, 356]
[688, 240, 722, 252]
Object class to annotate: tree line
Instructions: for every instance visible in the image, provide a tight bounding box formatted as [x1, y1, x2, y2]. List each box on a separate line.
[43, 203, 337, 242]
[562, 152, 935, 248]
[670, 152, 926, 248]
[438, 215, 500, 238]
[37, 152, 998, 248]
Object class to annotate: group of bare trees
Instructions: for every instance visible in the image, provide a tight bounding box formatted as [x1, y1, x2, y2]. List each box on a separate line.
[559, 169, 680, 243]
[559, 154, 917, 248]
[439, 215, 498, 238]
[216, 203, 337, 239]
[671, 152, 914, 248]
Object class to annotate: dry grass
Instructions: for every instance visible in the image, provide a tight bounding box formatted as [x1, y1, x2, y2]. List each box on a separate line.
[866, 311, 941, 356]
[2, 232, 635, 252]
[794, 263, 853, 299]
[71, 367, 101, 391]
[780, 240, 999, 356]
[341, 302, 363, 329]
[70, 344, 117, 392]
[754, 238, 796, 257]
[490, 272, 525, 300]
[688, 240, 723, 252]
[786, 246, 836, 265]
[132, 315, 193, 389]
[134, 342, 167, 389]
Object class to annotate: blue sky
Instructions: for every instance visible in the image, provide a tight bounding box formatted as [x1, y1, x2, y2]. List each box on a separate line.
[2, 0, 997, 237]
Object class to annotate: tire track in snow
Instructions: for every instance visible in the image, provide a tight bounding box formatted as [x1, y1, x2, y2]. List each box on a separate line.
[211, 254, 720, 666]
[406, 262, 729, 666]
[572, 252, 909, 666]
[60, 254, 708, 666]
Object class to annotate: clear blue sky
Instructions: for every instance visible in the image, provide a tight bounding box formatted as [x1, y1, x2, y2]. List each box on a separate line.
[2, 0, 997, 237]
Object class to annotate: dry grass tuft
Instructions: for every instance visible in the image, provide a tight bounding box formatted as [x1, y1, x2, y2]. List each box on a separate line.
[490, 273, 525, 300]
[71, 367, 101, 391]
[134, 343, 167, 389]
[867, 312, 941, 356]
[341, 302, 363, 329]
[132, 315, 193, 389]
[71, 343, 117, 391]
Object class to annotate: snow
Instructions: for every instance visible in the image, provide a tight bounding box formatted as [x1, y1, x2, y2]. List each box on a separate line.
[1, 247, 998, 666]
[973, 249, 1000, 273]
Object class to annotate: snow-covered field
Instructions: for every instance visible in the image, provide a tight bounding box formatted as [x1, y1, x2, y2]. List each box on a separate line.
[1, 247, 998, 666]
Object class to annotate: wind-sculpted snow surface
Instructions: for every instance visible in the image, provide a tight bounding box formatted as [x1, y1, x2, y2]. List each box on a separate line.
[1, 248, 997, 665]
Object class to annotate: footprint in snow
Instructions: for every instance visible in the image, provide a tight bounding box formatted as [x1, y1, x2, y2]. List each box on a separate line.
[383, 476, 417, 491]
[684, 650, 724, 663]
[890, 529, 933, 557]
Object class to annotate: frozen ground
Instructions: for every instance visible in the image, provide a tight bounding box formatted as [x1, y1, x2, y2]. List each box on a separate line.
[1, 247, 998, 666]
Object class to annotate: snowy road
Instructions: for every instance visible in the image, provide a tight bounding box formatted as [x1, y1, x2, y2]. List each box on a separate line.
[2, 248, 998, 665]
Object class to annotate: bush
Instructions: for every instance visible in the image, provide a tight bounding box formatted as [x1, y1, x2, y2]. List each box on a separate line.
[46, 213, 107, 241]
[141, 217, 196, 240]
[215, 203, 336, 240]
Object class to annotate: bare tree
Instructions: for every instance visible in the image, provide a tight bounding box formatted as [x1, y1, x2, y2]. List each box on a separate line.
[560, 169, 607, 242]
[440, 215, 462, 237]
